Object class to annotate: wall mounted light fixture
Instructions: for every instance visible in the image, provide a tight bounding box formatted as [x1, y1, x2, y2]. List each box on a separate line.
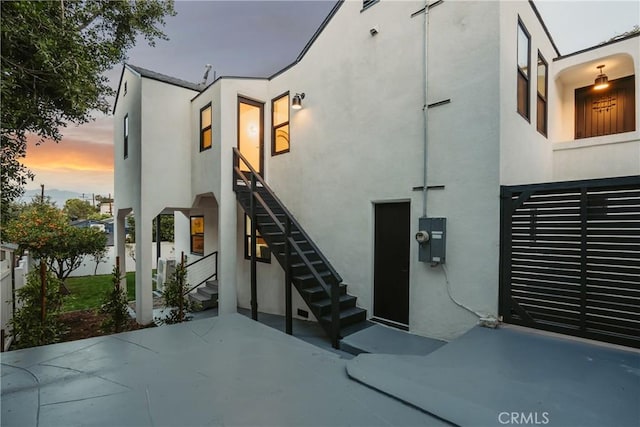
[292, 93, 305, 110]
[594, 65, 609, 90]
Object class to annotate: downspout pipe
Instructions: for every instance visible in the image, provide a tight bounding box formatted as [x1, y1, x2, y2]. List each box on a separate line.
[422, 0, 430, 218]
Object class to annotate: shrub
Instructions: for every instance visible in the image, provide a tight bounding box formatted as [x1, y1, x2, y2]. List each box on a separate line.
[157, 256, 199, 324]
[99, 262, 130, 334]
[10, 267, 66, 349]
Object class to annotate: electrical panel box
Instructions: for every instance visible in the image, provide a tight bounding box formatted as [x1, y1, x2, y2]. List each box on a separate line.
[418, 217, 446, 264]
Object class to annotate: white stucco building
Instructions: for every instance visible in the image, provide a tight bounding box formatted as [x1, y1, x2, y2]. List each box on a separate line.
[113, 0, 639, 347]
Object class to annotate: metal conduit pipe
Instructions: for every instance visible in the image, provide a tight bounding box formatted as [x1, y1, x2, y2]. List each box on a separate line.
[422, 0, 431, 218]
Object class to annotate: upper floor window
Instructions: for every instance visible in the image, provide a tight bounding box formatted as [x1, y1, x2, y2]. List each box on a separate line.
[517, 19, 530, 120]
[124, 114, 129, 159]
[272, 92, 290, 155]
[200, 103, 212, 151]
[124, 81, 127, 96]
[190, 216, 204, 255]
[575, 75, 636, 139]
[536, 52, 548, 136]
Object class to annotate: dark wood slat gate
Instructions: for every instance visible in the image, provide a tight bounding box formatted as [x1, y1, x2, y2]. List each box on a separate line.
[500, 175, 640, 348]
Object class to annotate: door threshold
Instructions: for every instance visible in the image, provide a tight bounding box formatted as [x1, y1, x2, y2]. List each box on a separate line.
[371, 317, 409, 331]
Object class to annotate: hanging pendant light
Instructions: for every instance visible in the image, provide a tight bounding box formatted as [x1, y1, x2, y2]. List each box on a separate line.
[594, 65, 609, 90]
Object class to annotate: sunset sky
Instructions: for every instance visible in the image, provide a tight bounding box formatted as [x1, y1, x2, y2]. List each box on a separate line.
[22, 0, 639, 197]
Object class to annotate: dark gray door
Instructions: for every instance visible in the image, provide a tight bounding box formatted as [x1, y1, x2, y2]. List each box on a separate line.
[374, 202, 410, 326]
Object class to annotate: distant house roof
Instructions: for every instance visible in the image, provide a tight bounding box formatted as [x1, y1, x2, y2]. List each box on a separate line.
[1, 243, 18, 252]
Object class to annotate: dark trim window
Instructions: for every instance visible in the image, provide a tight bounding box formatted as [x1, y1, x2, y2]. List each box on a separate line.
[190, 216, 204, 255]
[244, 214, 270, 263]
[517, 19, 531, 120]
[272, 92, 290, 155]
[200, 103, 212, 151]
[124, 114, 129, 159]
[124, 81, 127, 96]
[575, 75, 636, 139]
[536, 52, 548, 136]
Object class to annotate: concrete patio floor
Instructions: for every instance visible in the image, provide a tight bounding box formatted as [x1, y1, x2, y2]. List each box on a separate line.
[1, 314, 447, 427]
[3, 310, 639, 427]
[347, 325, 640, 427]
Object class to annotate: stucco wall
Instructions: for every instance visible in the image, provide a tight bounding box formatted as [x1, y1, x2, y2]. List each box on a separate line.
[222, 0, 505, 339]
[114, 68, 142, 214]
[498, 2, 558, 186]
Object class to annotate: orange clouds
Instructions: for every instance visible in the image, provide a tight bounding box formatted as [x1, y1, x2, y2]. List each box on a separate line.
[23, 117, 115, 194]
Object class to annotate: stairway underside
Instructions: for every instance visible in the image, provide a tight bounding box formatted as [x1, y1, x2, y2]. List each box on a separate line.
[234, 179, 366, 342]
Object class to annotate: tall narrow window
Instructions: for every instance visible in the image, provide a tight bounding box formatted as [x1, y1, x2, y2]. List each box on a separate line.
[272, 93, 290, 155]
[190, 216, 204, 255]
[124, 114, 129, 159]
[517, 20, 530, 120]
[200, 103, 212, 151]
[244, 214, 270, 263]
[537, 52, 548, 136]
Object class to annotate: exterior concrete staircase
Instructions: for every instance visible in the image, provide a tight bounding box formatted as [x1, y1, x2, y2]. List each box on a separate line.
[188, 280, 219, 310]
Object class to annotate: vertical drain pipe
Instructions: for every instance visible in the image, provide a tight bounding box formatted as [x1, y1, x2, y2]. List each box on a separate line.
[422, 0, 431, 218]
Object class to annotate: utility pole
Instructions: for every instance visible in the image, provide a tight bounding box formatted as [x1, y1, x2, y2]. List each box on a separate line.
[40, 184, 45, 204]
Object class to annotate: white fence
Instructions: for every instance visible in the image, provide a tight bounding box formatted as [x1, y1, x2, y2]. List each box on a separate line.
[1, 251, 31, 351]
[69, 242, 175, 277]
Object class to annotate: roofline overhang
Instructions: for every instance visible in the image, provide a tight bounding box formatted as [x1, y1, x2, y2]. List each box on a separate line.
[554, 32, 640, 62]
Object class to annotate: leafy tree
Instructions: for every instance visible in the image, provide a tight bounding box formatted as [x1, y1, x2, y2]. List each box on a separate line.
[1, 0, 176, 216]
[100, 262, 130, 334]
[3, 203, 69, 259]
[4, 204, 108, 281]
[126, 215, 174, 242]
[64, 198, 98, 220]
[10, 268, 66, 349]
[90, 240, 109, 275]
[47, 227, 108, 282]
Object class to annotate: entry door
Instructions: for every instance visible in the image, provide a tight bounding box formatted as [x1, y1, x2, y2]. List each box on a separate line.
[238, 97, 264, 176]
[374, 202, 410, 326]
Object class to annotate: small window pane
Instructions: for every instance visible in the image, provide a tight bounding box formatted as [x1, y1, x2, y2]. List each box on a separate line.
[191, 235, 204, 255]
[201, 106, 212, 129]
[202, 128, 212, 150]
[517, 74, 528, 116]
[191, 217, 204, 234]
[274, 124, 289, 153]
[537, 57, 547, 98]
[273, 95, 289, 126]
[517, 24, 529, 77]
[124, 115, 129, 137]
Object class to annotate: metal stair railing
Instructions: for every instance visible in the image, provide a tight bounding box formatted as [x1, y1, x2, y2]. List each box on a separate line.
[183, 251, 218, 296]
[233, 147, 341, 347]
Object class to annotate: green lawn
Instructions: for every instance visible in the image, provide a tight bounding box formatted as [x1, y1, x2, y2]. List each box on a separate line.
[62, 272, 136, 312]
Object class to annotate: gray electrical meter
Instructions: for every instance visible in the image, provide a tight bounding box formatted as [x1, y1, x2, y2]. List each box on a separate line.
[417, 217, 446, 264]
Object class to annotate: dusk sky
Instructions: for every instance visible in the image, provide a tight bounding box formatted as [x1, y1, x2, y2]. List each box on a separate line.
[22, 0, 640, 197]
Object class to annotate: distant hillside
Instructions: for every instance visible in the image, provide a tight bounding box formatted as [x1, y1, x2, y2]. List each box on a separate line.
[20, 189, 86, 207]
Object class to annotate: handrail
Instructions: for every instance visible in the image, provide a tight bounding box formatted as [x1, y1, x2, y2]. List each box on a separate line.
[185, 250, 216, 269]
[183, 251, 218, 296]
[233, 147, 343, 283]
[234, 164, 333, 297]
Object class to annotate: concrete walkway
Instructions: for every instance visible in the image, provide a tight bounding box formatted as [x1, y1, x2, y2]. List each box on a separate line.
[1, 314, 446, 427]
[347, 325, 640, 427]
